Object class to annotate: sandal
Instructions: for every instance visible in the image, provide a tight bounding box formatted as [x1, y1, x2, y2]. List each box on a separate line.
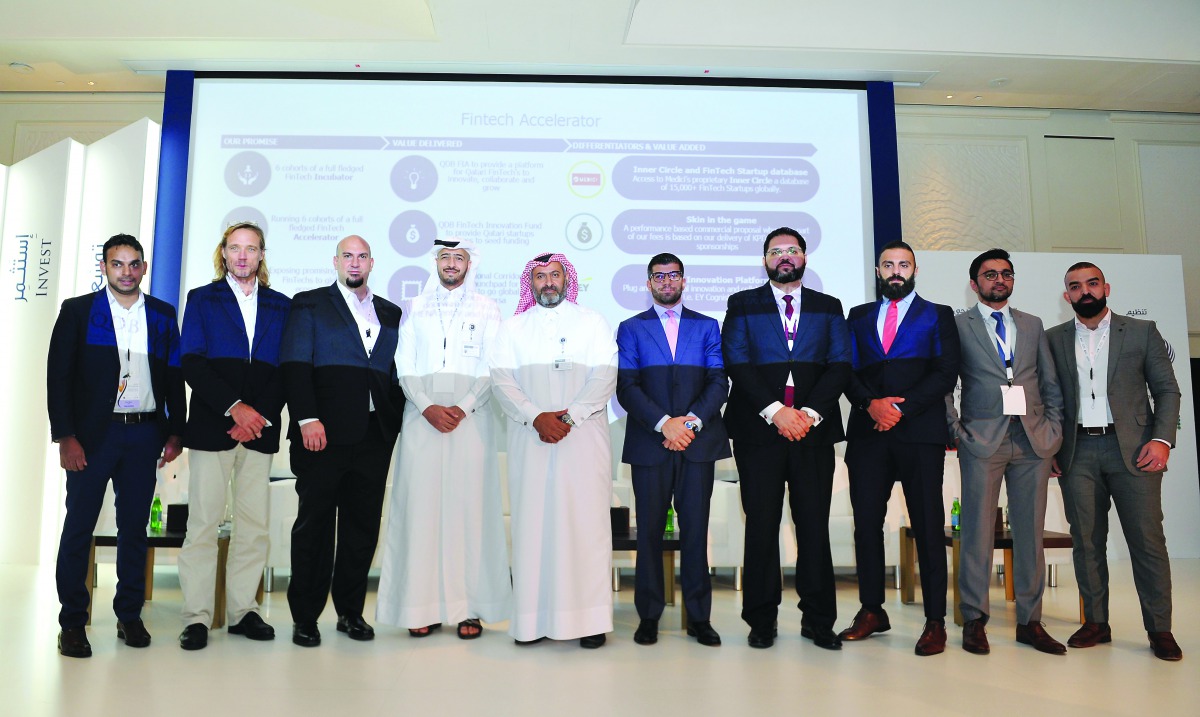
[408, 623, 442, 638]
[457, 618, 483, 640]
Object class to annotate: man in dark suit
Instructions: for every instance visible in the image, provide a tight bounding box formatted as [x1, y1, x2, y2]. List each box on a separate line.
[280, 235, 404, 647]
[176, 222, 290, 650]
[840, 241, 960, 655]
[47, 233, 186, 658]
[721, 227, 852, 650]
[1047, 262, 1182, 661]
[947, 248, 1065, 655]
[617, 252, 730, 648]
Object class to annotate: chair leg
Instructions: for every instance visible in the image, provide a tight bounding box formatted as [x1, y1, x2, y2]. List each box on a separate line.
[734, 567, 743, 592]
[1047, 564, 1058, 587]
[264, 567, 275, 593]
[612, 567, 621, 592]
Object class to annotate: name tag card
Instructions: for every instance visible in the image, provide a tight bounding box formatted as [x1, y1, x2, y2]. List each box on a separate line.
[1000, 384, 1027, 416]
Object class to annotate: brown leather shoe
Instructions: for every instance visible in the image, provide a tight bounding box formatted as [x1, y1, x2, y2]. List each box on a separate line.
[837, 608, 891, 641]
[962, 619, 990, 655]
[1067, 621, 1111, 648]
[1016, 622, 1066, 655]
[915, 620, 947, 656]
[1148, 631, 1183, 661]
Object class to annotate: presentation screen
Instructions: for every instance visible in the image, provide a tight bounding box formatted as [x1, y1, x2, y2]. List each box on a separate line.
[177, 74, 882, 321]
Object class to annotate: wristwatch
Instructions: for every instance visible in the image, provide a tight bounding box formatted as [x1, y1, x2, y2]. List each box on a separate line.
[560, 413, 576, 426]
[684, 420, 700, 432]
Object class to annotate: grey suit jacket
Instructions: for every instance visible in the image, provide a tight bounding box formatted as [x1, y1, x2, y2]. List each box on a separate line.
[947, 306, 1064, 459]
[1047, 312, 1180, 476]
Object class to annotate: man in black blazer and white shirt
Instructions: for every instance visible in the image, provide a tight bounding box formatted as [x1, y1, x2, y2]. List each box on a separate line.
[280, 235, 404, 647]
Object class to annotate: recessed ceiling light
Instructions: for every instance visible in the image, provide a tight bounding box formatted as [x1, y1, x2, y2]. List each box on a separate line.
[8, 62, 35, 74]
[56, 81, 65, 86]
[946, 95, 954, 99]
[974, 95, 983, 101]
[87, 81, 95, 86]
[989, 78, 1009, 88]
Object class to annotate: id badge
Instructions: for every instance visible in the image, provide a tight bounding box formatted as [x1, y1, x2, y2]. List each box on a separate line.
[1000, 384, 1027, 416]
[118, 379, 142, 410]
[552, 357, 573, 371]
[461, 342, 482, 358]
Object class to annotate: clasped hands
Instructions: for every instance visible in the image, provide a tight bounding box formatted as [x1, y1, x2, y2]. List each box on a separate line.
[423, 404, 467, 433]
[771, 406, 814, 441]
[534, 409, 572, 444]
[661, 416, 695, 451]
[228, 402, 268, 443]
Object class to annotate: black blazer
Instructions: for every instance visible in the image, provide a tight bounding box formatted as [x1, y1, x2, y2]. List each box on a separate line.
[46, 290, 187, 453]
[721, 284, 852, 446]
[844, 294, 960, 444]
[180, 280, 292, 453]
[280, 283, 404, 445]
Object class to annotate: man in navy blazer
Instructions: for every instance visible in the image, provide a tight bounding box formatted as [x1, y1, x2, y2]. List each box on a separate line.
[839, 241, 960, 655]
[280, 235, 404, 647]
[176, 222, 291, 650]
[47, 234, 186, 658]
[722, 227, 852, 650]
[617, 253, 730, 648]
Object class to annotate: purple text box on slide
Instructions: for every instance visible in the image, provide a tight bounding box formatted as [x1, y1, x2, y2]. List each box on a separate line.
[612, 156, 819, 202]
[611, 264, 823, 313]
[566, 140, 815, 156]
[612, 210, 820, 256]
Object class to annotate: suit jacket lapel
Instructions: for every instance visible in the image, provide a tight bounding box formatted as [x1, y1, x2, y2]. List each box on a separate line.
[966, 310, 1004, 371]
[642, 308, 674, 364]
[251, 290, 281, 358]
[216, 280, 251, 356]
[1105, 314, 1126, 384]
[328, 283, 367, 358]
[674, 308, 696, 361]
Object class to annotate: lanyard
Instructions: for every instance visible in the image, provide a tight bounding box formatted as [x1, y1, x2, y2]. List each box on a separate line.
[1077, 326, 1110, 404]
[994, 333, 1015, 385]
[435, 290, 465, 368]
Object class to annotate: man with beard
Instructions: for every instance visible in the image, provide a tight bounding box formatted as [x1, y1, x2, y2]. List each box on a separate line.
[375, 239, 512, 640]
[280, 235, 404, 647]
[616, 253, 730, 647]
[722, 227, 851, 650]
[177, 222, 290, 649]
[1047, 262, 1182, 661]
[839, 241, 959, 655]
[489, 252, 618, 648]
[947, 248, 1065, 655]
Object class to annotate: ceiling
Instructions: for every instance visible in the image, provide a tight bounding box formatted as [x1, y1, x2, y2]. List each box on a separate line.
[3, 0, 1199, 113]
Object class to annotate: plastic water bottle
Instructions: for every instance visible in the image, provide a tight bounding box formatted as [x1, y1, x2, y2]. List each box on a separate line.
[665, 505, 676, 534]
[951, 497, 961, 532]
[150, 494, 163, 533]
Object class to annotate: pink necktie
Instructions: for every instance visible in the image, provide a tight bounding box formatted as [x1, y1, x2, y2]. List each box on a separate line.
[782, 295, 795, 407]
[882, 299, 899, 354]
[664, 309, 678, 358]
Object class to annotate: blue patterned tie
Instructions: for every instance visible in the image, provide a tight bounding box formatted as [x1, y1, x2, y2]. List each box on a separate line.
[991, 311, 1007, 361]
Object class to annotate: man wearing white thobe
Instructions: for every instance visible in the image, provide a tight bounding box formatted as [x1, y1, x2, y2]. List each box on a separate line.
[376, 239, 512, 639]
[489, 252, 618, 648]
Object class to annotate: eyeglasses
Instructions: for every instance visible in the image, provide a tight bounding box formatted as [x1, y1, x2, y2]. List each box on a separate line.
[766, 247, 803, 258]
[650, 271, 683, 283]
[978, 270, 1016, 282]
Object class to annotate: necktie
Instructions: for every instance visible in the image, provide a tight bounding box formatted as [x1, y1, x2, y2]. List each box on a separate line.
[882, 299, 899, 354]
[991, 311, 1007, 361]
[783, 295, 795, 407]
[664, 309, 678, 358]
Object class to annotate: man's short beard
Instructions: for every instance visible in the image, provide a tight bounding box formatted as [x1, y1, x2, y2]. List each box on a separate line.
[535, 289, 563, 308]
[345, 276, 365, 289]
[440, 271, 463, 288]
[1072, 295, 1107, 319]
[767, 263, 805, 284]
[879, 275, 916, 300]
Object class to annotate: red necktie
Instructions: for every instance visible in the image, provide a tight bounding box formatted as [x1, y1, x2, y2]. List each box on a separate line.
[882, 299, 899, 354]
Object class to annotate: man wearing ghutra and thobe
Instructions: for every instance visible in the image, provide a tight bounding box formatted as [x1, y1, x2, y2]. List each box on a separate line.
[376, 239, 512, 640]
[488, 252, 618, 648]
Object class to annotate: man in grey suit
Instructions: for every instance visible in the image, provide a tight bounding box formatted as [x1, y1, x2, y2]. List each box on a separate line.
[1047, 262, 1182, 661]
[947, 248, 1065, 655]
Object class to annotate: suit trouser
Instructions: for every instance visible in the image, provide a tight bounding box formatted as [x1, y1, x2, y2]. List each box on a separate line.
[631, 455, 715, 622]
[1060, 432, 1172, 631]
[56, 421, 162, 629]
[846, 435, 947, 619]
[958, 419, 1050, 625]
[734, 439, 836, 632]
[287, 415, 394, 624]
[178, 446, 273, 627]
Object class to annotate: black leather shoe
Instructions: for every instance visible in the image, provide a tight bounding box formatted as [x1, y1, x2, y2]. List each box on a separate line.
[686, 621, 721, 647]
[800, 621, 842, 650]
[336, 615, 375, 641]
[579, 633, 606, 649]
[914, 620, 947, 656]
[633, 619, 658, 645]
[838, 608, 891, 641]
[747, 623, 777, 649]
[962, 618, 990, 655]
[1016, 621, 1066, 655]
[514, 637, 546, 646]
[292, 622, 321, 647]
[117, 619, 151, 648]
[1067, 621, 1111, 648]
[229, 612, 275, 641]
[1148, 631, 1183, 661]
[58, 627, 92, 658]
[179, 623, 208, 650]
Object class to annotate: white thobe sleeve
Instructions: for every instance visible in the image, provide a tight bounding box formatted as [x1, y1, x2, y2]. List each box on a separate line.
[396, 314, 434, 414]
[457, 298, 500, 415]
[489, 320, 542, 430]
[567, 314, 618, 422]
